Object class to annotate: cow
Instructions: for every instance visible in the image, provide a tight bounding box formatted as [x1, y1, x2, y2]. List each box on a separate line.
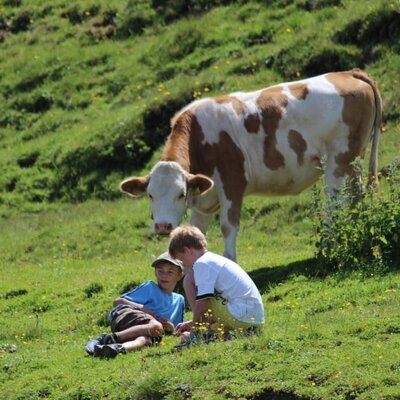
[120, 69, 382, 261]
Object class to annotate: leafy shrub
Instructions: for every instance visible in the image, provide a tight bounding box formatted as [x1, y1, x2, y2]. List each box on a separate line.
[313, 160, 400, 275]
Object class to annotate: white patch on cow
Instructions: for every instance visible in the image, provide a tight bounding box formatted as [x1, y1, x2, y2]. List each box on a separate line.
[147, 162, 187, 232]
[195, 100, 235, 145]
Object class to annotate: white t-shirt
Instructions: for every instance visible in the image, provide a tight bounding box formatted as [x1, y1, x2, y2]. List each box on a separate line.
[194, 252, 264, 325]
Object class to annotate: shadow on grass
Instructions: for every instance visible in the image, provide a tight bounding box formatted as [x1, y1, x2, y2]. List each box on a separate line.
[249, 257, 321, 295]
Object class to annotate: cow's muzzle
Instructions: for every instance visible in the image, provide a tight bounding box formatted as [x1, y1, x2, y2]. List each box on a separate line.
[154, 222, 173, 235]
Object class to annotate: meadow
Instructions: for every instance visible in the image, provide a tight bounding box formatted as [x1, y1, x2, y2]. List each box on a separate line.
[1, 0, 400, 399]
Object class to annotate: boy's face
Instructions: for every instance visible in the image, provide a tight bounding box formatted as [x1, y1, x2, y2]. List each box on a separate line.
[154, 262, 183, 293]
[173, 247, 195, 270]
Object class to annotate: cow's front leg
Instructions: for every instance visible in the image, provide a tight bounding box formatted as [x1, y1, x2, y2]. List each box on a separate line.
[188, 186, 219, 233]
[189, 210, 214, 234]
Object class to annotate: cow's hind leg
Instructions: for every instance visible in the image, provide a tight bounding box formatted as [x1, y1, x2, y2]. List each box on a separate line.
[219, 214, 239, 261]
[218, 194, 244, 262]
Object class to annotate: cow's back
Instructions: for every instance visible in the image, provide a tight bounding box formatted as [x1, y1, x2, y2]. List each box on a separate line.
[166, 70, 377, 196]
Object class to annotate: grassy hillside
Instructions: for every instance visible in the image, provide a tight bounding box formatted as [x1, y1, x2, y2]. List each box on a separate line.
[0, 0, 399, 211]
[1, 192, 400, 400]
[1, 0, 400, 399]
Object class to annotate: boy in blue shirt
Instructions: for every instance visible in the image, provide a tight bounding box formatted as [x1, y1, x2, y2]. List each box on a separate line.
[85, 252, 185, 358]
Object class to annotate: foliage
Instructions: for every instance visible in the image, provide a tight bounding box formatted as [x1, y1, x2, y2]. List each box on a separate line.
[313, 161, 400, 276]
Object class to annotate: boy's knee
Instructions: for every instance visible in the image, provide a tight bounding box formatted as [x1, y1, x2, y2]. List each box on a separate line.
[147, 319, 163, 336]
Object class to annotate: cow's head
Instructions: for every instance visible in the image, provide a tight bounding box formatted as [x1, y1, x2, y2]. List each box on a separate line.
[120, 161, 213, 235]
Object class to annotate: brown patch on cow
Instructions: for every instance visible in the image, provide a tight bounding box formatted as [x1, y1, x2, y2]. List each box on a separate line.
[310, 154, 321, 165]
[215, 95, 246, 115]
[326, 71, 375, 178]
[162, 111, 193, 171]
[166, 111, 247, 228]
[257, 86, 288, 170]
[289, 82, 309, 100]
[217, 130, 247, 227]
[244, 113, 260, 133]
[288, 129, 307, 165]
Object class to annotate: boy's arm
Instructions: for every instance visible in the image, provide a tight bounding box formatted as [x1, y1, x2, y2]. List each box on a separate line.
[175, 298, 211, 334]
[113, 297, 156, 317]
[193, 298, 212, 325]
[157, 317, 174, 334]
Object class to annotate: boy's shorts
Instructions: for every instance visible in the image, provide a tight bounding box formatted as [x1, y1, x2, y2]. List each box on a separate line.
[209, 298, 260, 332]
[110, 305, 155, 333]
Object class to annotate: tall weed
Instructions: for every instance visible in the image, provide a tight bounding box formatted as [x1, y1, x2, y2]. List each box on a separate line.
[312, 160, 400, 275]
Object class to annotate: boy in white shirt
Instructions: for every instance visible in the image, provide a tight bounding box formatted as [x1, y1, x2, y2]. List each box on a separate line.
[168, 225, 264, 338]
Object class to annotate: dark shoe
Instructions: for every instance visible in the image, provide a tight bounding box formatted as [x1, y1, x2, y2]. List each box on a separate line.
[103, 333, 118, 344]
[84, 333, 109, 355]
[151, 336, 163, 345]
[94, 343, 126, 359]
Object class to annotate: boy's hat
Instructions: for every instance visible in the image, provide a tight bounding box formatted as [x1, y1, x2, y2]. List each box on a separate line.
[152, 252, 183, 271]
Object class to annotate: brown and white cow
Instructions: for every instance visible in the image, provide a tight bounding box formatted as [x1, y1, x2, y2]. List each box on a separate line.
[120, 69, 382, 261]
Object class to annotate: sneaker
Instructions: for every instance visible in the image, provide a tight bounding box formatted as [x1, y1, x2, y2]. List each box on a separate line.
[103, 333, 118, 344]
[94, 343, 127, 359]
[151, 336, 163, 345]
[84, 333, 109, 355]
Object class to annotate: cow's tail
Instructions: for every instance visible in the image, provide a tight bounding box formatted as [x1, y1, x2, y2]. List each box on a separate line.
[352, 69, 382, 189]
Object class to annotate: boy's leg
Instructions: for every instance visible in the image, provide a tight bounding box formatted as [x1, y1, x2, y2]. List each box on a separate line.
[208, 298, 257, 333]
[122, 336, 152, 352]
[111, 306, 163, 343]
[94, 336, 153, 358]
[116, 319, 163, 342]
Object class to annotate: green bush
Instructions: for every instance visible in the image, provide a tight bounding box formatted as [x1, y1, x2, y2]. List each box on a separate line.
[313, 160, 400, 275]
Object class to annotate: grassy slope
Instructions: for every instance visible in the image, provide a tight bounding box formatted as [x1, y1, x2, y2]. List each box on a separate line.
[1, 194, 400, 400]
[1, 0, 400, 399]
[0, 0, 399, 208]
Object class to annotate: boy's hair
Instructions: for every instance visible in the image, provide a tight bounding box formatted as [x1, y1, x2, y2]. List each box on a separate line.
[168, 225, 208, 256]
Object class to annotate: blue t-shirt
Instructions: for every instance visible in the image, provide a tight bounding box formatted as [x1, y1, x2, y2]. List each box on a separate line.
[109, 280, 185, 327]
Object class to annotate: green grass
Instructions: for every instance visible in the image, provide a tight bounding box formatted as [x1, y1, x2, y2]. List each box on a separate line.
[1, 192, 400, 399]
[1, 0, 400, 398]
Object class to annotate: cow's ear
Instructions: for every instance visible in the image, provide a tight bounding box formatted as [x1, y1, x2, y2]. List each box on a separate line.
[120, 176, 149, 197]
[188, 174, 214, 195]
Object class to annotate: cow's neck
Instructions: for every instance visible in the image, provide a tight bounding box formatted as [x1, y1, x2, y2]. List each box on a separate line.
[161, 111, 193, 172]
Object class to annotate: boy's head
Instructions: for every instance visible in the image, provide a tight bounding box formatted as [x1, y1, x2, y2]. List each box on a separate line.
[168, 225, 208, 268]
[152, 252, 184, 293]
[152, 251, 184, 271]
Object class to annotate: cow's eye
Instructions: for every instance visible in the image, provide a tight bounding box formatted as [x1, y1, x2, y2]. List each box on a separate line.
[178, 193, 185, 200]
[148, 194, 153, 201]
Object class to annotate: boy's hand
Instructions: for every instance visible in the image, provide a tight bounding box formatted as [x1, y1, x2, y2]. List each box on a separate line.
[158, 318, 174, 334]
[174, 320, 194, 334]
